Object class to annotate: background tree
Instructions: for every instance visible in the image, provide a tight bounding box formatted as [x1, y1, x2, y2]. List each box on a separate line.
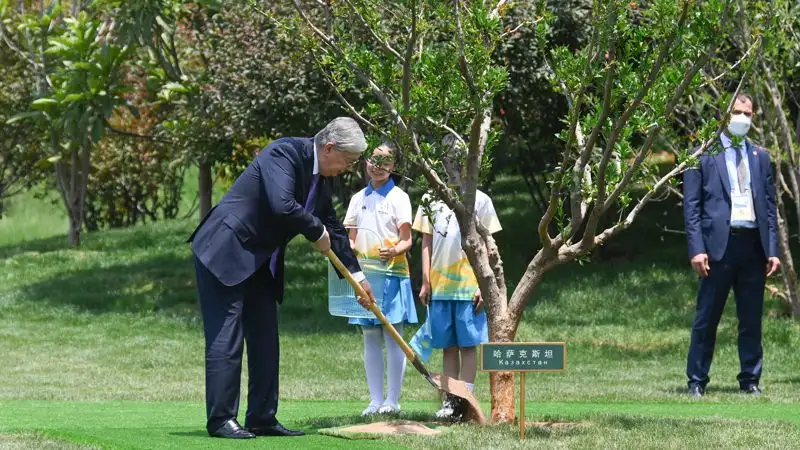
[1, 1, 133, 246]
[493, 0, 591, 213]
[745, 0, 800, 318]
[105, 0, 230, 221]
[0, 42, 45, 216]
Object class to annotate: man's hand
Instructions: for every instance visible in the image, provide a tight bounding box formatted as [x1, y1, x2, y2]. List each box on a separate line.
[356, 280, 375, 309]
[418, 282, 431, 306]
[378, 246, 397, 262]
[767, 257, 781, 277]
[690, 253, 710, 278]
[473, 289, 484, 314]
[313, 229, 331, 254]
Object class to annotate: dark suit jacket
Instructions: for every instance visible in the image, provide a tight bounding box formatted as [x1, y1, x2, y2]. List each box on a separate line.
[683, 138, 778, 262]
[188, 137, 360, 291]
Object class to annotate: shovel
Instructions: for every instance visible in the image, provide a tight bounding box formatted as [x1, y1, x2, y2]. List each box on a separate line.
[326, 249, 486, 424]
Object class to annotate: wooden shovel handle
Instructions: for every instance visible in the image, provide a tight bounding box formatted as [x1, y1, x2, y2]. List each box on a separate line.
[326, 250, 416, 361]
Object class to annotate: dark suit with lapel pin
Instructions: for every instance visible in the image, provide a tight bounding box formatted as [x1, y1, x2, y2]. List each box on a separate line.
[188, 137, 361, 434]
[683, 137, 778, 392]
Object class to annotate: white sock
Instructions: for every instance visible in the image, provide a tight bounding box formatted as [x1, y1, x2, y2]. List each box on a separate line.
[383, 323, 406, 407]
[465, 382, 475, 393]
[362, 327, 384, 407]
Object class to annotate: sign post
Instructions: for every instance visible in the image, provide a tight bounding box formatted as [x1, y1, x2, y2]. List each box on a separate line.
[480, 342, 567, 439]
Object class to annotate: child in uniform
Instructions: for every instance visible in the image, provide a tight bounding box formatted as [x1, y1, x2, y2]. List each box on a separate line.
[412, 135, 502, 419]
[344, 142, 417, 415]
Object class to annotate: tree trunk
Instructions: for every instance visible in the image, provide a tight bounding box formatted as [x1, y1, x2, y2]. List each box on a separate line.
[198, 161, 212, 221]
[487, 317, 517, 423]
[777, 206, 800, 318]
[68, 205, 81, 246]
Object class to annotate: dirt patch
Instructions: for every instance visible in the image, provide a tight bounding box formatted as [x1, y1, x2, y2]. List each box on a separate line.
[319, 420, 444, 439]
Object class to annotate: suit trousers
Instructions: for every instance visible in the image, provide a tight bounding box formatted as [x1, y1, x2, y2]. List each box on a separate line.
[686, 229, 766, 389]
[194, 255, 281, 432]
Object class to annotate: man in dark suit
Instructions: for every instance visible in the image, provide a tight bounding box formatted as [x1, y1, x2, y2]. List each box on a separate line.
[189, 117, 374, 438]
[683, 93, 780, 398]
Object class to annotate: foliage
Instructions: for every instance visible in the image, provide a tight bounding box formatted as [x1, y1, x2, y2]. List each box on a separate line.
[0, 44, 46, 215]
[493, 0, 592, 211]
[0, 1, 135, 245]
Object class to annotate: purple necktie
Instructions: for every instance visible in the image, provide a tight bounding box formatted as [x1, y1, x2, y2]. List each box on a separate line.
[269, 174, 320, 276]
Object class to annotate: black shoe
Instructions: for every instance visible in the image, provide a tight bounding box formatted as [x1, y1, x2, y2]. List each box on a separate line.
[247, 423, 305, 437]
[741, 385, 762, 396]
[209, 419, 256, 439]
[688, 385, 704, 398]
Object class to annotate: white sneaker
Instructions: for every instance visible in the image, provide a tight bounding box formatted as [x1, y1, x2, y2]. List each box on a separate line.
[434, 401, 454, 419]
[435, 395, 464, 421]
[361, 403, 381, 416]
[378, 403, 400, 414]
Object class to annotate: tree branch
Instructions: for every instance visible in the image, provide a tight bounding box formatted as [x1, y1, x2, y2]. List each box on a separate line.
[462, 109, 492, 218]
[454, 0, 478, 99]
[595, 0, 690, 208]
[596, 67, 748, 245]
[603, 10, 737, 211]
[580, 9, 619, 165]
[344, 0, 405, 63]
[425, 116, 467, 148]
[402, 0, 417, 114]
[290, 0, 407, 132]
[104, 120, 174, 144]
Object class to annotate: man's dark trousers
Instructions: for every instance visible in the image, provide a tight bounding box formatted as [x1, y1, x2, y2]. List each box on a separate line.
[194, 256, 281, 433]
[687, 228, 766, 390]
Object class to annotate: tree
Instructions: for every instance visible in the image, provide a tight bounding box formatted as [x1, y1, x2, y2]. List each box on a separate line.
[493, 0, 592, 213]
[105, 0, 231, 221]
[0, 42, 45, 215]
[287, 0, 759, 422]
[205, 0, 368, 203]
[0, 1, 133, 246]
[745, 0, 800, 318]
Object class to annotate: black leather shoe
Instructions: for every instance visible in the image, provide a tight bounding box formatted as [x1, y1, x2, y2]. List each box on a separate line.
[688, 385, 704, 397]
[741, 385, 762, 396]
[247, 423, 305, 437]
[209, 419, 256, 439]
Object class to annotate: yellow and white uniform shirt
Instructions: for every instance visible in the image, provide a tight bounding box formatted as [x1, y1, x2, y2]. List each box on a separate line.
[412, 190, 502, 301]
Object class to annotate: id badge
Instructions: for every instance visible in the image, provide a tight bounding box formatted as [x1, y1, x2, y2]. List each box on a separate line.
[731, 190, 755, 222]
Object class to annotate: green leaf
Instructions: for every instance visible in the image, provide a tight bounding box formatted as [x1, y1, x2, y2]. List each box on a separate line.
[63, 93, 88, 103]
[91, 119, 104, 142]
[6, 111, 43, 124]
[31, 98, 58, 110]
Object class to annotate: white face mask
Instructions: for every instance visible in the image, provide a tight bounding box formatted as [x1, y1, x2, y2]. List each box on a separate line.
[727, 113, 751, 137]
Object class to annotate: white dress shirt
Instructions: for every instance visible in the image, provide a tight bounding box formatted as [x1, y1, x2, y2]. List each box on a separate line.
[312, 144, 365, 283]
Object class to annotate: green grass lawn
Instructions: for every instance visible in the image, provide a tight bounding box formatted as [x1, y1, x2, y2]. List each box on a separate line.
[1, 176, 799, 449]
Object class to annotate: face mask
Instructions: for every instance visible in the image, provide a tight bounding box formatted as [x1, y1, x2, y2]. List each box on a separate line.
[727, 113, 751, 137]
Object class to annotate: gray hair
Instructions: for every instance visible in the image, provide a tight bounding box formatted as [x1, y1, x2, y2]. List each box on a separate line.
[315, 117, 367, 154]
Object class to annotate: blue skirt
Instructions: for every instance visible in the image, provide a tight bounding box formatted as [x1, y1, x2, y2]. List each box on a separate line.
[349, 275, 419, 327]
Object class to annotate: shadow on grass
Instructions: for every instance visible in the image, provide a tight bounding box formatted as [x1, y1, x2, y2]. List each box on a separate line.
[0, 220, 194, 260]
[0, 234, 69, 260]
[13, 239, 360, 335]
